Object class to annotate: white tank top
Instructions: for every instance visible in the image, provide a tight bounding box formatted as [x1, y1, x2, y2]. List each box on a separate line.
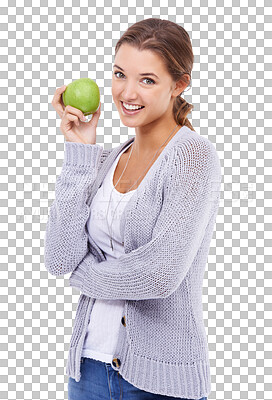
[81, 142, 135, 363]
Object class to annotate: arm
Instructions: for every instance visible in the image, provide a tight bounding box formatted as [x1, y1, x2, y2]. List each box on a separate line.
[44, 141, 104, 276]
[69, 139, 222, 300]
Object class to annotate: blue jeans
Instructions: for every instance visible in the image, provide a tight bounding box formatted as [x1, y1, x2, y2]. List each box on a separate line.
[68, 357, 208, 400]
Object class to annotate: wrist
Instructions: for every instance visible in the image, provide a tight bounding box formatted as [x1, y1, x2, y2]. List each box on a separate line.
[65, 139, 96, 145]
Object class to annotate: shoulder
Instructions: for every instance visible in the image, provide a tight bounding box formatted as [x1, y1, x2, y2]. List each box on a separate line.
[164, 130, 222, 186]
[175, 130, 221, 172]
[176, 129, 219, 159]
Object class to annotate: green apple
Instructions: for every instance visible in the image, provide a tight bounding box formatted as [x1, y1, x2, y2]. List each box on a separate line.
[62, 78, 100, 116]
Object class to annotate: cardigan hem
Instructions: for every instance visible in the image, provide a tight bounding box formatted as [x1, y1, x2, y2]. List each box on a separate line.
[65, 295, 212, 399]
[65, 341, 211, 399]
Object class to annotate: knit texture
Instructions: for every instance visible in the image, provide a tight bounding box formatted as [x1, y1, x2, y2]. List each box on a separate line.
[44, 126, 222, 399]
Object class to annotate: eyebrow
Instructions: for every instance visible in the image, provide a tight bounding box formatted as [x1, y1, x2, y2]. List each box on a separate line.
[113, 64, 159, 79]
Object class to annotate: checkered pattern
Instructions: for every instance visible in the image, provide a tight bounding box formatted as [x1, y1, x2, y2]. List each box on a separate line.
[1, 1, 271, 399]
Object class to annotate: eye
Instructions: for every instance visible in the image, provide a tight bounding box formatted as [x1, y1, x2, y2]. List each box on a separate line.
[113, 71, 155, 85]
[114, 71, 125, 79]
[143, 78, 155, 85]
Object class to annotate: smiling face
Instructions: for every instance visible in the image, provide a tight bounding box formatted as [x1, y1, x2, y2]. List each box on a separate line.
[111, 44, 184, 129]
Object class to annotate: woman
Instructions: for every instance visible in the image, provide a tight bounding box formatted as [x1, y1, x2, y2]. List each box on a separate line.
[45, 18, 221, 400]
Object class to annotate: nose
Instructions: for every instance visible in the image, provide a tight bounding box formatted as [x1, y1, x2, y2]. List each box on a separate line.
[121, 82, 139, 102]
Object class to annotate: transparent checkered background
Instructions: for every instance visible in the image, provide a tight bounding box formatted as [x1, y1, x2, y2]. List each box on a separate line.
[0, 1, 271, 399]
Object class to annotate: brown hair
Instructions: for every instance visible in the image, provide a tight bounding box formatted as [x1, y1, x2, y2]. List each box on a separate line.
[114, 18, 195, 132]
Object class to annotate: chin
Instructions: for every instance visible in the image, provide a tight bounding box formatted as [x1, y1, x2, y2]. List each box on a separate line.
[120, 120, 140, 128]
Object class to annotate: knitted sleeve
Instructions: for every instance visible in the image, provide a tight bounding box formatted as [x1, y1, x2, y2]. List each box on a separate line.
[69, 139, 222, 300]
[44, 142, 104, 276]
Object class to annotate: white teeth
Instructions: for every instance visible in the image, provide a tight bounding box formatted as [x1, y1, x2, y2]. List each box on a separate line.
[123, 102, 143, 110]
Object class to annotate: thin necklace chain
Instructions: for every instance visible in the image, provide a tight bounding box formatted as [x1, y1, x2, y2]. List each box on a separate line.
[106, 124, 179, 251]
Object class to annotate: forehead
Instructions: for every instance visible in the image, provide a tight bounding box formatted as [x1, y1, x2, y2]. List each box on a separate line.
[114, 44, 168, 75]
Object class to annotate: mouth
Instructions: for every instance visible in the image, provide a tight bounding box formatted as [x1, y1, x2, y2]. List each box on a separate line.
[120, 101, 145, 115]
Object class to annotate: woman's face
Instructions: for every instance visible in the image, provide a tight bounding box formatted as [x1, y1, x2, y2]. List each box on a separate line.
[111, 44, 181, 128]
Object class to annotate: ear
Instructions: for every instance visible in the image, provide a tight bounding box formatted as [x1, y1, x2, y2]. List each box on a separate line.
[172, 74, 191, 97]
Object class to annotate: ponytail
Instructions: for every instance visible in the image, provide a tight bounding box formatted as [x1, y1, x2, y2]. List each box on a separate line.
[173, 96, 195, 132]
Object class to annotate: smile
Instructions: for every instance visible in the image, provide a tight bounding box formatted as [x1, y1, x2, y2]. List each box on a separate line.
[121, 101, 145, 115]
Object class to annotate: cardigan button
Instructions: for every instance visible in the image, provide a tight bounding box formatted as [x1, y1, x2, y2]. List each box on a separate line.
[121, 315, 126, 327]
[112, 358, 121, 368]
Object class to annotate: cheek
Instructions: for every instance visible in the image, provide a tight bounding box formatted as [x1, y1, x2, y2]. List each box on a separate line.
[154, 90, 172, 107]
[111, 82, 122, 101]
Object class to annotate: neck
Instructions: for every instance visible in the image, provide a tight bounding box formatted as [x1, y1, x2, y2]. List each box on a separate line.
[132, 121, 180, 159]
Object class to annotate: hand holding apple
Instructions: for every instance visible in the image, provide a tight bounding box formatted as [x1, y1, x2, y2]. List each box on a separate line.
[51, 79, 101, 144]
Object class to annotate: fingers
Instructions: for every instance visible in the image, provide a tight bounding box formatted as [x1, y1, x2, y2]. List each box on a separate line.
[61, 112, 79, 127]
[51, 85, 67, 118]
[64, 105, 86, 123]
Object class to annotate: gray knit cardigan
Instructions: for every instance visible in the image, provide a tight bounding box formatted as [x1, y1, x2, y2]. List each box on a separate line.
[44, 126, 222, 399]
